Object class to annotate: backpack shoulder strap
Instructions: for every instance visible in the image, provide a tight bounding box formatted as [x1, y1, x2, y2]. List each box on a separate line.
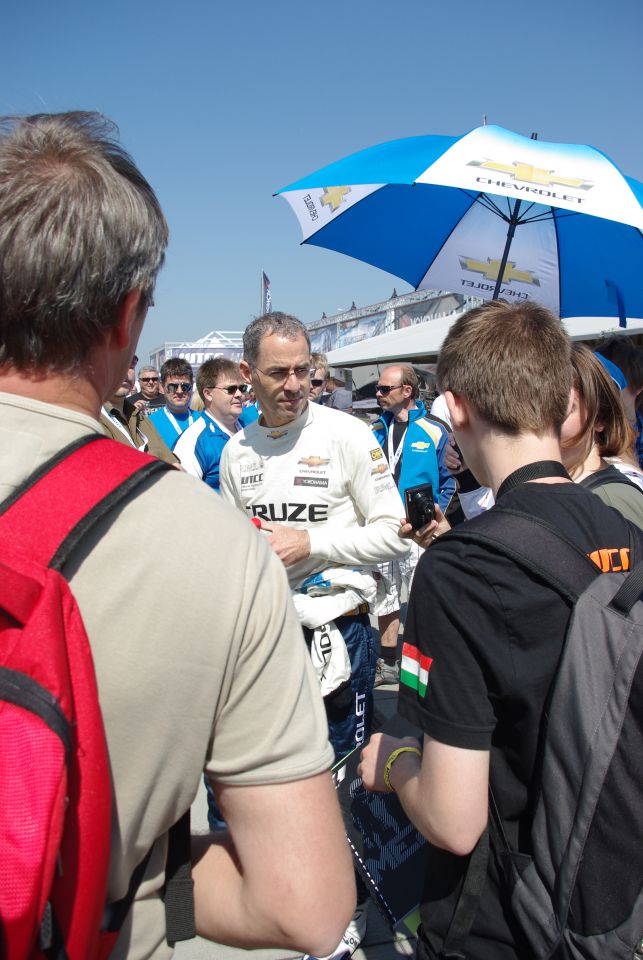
[442, 507, 603, 602]
[0, 434, 171, 570]
[580, 464, 643, 493]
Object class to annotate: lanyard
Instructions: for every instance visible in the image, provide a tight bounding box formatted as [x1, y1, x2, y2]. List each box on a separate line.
[387, 421, 407, 475]
[102, 406, 136, 448]
[164, 407, 193, 436]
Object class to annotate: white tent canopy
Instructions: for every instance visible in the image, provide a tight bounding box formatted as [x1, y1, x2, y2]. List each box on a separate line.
[326, 314, 643, 367]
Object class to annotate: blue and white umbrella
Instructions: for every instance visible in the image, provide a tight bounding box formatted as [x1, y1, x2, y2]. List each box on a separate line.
[276, 125, 643, 324]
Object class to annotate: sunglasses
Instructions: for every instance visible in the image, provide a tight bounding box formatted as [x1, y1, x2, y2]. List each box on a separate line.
[311, 379, 325, 387]
[140, 376, 159, 383]
[375, 384, 403, 396]
[165, 382, 192, 395]
[215, 383, 250, 396]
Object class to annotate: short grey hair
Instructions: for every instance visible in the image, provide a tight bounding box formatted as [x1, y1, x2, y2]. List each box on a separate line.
[0, 111, 168, 372]
[243, 311, 311, 368]
[138, 365, 158, 377]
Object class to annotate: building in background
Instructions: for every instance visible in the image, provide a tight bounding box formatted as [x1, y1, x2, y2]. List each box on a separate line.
[148, 290, 474, 373]
[149, 331, 243, 375]
[307, 289, 475, 355]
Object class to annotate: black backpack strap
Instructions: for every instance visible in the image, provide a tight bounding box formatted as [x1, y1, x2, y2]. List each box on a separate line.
[442, 507, 601, 602]
[438, 830, 490, 960]
[580, 464, 643, 493]
[163, 810, 196, 944]
[103, 811, 194, 944]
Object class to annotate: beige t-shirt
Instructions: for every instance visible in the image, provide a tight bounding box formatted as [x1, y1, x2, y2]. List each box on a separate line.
[0, 392, 334, 960]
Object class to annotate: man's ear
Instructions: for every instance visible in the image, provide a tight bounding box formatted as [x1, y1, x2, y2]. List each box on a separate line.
[240, 359, 252, 383]
[110, 289, 145, 350]
[445, 391, 470, 431]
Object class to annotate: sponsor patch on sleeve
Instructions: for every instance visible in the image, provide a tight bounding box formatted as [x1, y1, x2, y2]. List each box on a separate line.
[370, 447, 384, 461]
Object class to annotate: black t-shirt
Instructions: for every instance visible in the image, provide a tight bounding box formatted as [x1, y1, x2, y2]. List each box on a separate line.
[399, 481, 636, 960]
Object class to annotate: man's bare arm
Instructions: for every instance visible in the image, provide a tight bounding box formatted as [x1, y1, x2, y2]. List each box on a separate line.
[359, 732, 489, 856]
[192, 771, 356, 955]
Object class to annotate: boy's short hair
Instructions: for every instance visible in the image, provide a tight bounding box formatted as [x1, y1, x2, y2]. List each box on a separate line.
[437, 299, 571, 435]
[196, 357, 240, 402]
[160, 357, 193, 383]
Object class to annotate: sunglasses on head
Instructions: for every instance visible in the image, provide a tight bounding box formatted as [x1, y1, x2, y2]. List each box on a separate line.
[165, 382, 192, 395]
[215, 383, 249, 396]
[375, 384, 403, 396]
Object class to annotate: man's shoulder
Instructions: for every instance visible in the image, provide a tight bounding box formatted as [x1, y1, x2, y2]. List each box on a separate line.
[409, 415, 444, 449]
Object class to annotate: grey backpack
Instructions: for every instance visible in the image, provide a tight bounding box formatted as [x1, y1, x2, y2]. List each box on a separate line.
[442, 507, 643, 960]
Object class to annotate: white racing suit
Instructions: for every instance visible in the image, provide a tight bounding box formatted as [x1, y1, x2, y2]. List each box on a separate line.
[220, 401, 408, 760]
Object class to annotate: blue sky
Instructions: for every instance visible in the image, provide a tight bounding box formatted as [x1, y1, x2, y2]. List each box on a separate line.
[2, 0, 642, 362]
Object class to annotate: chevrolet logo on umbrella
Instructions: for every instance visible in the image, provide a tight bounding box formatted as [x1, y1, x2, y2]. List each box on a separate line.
[460, 257, 540, 286]
[468, 159, 594, 191]
[320, 186, 352, 212]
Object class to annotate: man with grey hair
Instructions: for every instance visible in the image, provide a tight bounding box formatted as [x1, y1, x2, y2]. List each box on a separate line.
[220, 311, 409, 960]
[129, 364, 164, 410]
[0, 113, 354, 959]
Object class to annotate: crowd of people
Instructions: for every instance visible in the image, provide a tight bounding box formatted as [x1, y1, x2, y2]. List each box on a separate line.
[0, 110, 641, 960]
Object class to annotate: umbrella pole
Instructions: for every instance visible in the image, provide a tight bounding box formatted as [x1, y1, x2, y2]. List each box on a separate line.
[492, 199, 522, 300]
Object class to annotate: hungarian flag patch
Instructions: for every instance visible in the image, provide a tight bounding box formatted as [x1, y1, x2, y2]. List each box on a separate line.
[400, 642, 432, 697]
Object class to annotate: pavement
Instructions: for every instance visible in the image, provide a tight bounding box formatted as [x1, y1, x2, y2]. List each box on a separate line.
[175, 682, 417, 960]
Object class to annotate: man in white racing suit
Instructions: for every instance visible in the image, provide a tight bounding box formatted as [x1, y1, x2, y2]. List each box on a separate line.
[219, 312, 409, 960]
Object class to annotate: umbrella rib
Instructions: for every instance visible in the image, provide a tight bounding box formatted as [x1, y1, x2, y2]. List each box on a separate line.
[413, 192, 481, 291]
[551, 206, 563, 318]
[473, 192, 511, 222]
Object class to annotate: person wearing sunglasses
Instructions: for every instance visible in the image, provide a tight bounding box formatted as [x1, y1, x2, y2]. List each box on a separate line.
[370, 365, 455, 686]
[310, 353, 329, 404]
[147, 357, 201, 450]
[174, 358, 249, 491]
[128, 365, 165, 411]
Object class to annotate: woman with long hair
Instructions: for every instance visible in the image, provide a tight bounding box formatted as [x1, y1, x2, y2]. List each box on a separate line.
[561, 344, 643, 527]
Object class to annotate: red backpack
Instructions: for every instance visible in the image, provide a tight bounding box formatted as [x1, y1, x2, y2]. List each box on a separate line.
[0, 434, 172, 959]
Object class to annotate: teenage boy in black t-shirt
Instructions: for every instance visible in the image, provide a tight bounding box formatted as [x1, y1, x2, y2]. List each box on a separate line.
[358, 300, 637, 960]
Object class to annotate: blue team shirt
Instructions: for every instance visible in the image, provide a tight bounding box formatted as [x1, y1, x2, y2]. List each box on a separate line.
[173, 410, 238, 491]
[147, 406, 202, 451]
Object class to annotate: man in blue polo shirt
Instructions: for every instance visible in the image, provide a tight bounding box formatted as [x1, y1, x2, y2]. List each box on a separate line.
[147, 357, 201, 450]
[371, 364, 455, 684]
[174, 357, 247, 490]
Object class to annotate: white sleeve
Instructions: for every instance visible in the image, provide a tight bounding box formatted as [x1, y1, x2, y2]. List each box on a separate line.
[173, 420, 205, 480]
[219, 443, 241, 507]
[307, 420, 410, 566]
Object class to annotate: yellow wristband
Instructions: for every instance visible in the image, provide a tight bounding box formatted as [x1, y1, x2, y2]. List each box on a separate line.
[383, 745, 422, 793]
